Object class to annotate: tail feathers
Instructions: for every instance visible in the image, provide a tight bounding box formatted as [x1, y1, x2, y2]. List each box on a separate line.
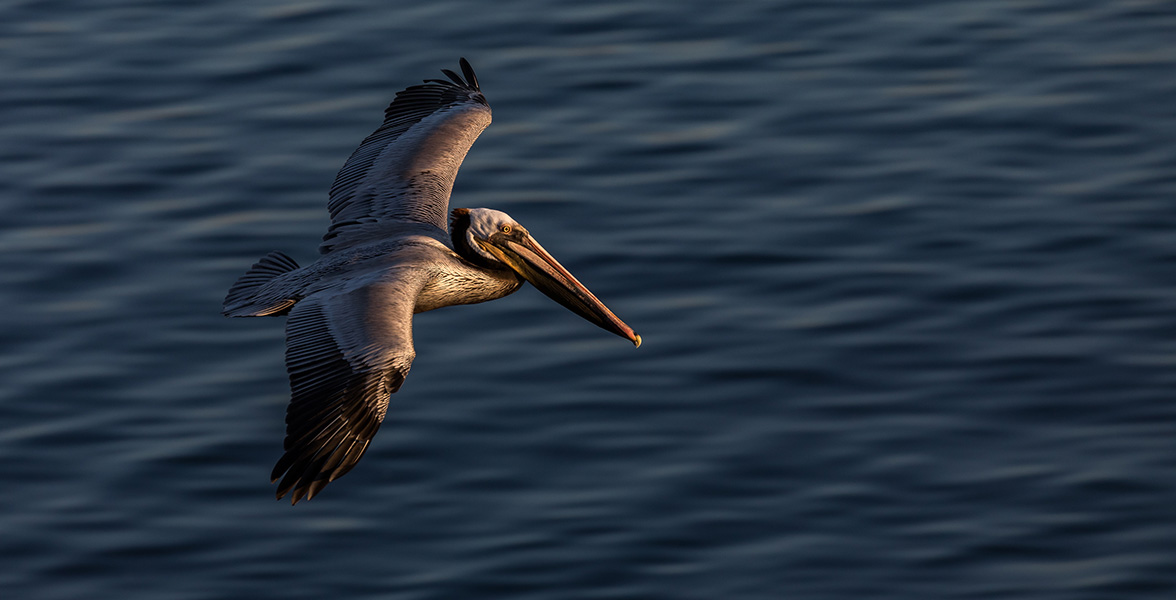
[223, 251, 300, 317]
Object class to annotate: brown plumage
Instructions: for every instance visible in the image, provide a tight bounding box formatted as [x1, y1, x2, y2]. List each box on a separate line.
[224, 59, 640, 504]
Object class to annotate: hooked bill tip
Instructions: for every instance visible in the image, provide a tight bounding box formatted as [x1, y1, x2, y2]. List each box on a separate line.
[633, 334, 642, 348]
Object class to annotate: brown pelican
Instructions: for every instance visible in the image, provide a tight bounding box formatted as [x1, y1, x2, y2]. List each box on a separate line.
[223, 58, 640, 504]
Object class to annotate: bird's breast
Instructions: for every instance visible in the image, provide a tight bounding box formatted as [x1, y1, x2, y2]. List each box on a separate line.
[414, 260, 522, 313]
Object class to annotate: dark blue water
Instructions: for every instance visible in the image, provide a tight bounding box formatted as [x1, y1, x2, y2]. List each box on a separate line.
[3, 1, 1176, 598]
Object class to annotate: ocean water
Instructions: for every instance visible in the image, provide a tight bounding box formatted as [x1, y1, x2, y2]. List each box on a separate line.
[3, 1, 1176, 598]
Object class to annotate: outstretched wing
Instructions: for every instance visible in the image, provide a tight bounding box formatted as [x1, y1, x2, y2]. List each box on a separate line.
[320, 58, 491, 254]
[272, 272, 425, 504]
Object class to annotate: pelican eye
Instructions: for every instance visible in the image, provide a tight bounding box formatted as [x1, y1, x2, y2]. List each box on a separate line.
[500, 224, 512, 234]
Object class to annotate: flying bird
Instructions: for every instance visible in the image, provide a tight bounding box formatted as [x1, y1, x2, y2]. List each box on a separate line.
[223, 58, 640, 504]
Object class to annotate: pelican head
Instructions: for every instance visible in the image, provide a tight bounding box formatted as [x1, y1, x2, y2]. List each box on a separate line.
[451, 207, 641, 347]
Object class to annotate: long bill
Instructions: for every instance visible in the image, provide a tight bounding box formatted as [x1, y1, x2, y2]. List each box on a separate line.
[478, 233, 641, 347]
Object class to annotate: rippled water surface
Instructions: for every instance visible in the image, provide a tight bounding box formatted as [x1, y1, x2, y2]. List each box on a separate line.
[3, 1, 1176, 598]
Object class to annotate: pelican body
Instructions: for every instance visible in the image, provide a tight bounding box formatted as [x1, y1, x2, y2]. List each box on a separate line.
[223, 59, 639, 504]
